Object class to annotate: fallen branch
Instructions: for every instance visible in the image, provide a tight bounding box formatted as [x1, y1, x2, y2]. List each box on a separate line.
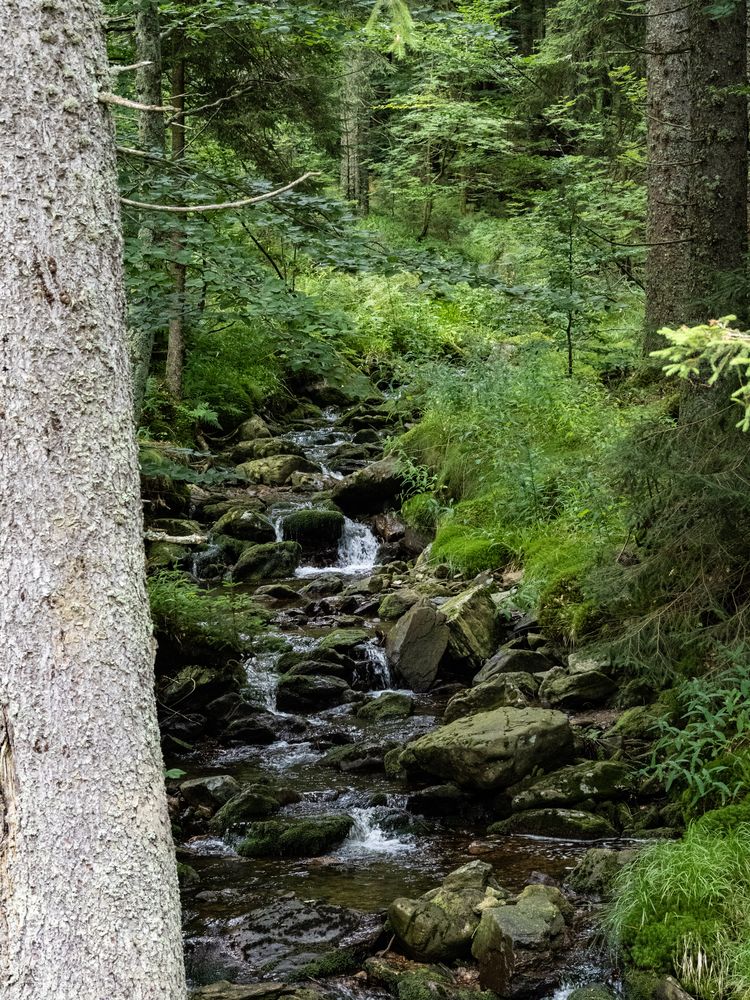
[144, 530, 207, 545]
[120, 171, 319, 213]
[99, 92, 171, 112]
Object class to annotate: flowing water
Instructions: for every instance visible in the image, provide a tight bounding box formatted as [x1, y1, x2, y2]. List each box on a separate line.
[175, 408, 619, 998]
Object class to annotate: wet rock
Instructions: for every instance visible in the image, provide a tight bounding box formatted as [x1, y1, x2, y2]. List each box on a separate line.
[212, 508, 276, 544]
[285, 658, 351, 681]
[489, 808, 617, 840]
[254, 583, 300, 600]
[191, 984, 317, 1000]
[364, 955, 453, 997]
[539, 667, 617, 709]
[180, 775, 241, 811]
[388, 861, 508, 961]
[147, 540, 188, 569]
[231, 438, 304, 463]
[332, 456, 406, 515]
[406, 783, 476, 817]
[299, 575, 344, 597]
[474, 648, 554, 684]
[567, 987, 617, 1000]
[276, 673, 351, 711]
[356, 692, 415, 721]
[373, 512, 406, 543]
[316, 627, 370, 654]
[378, 589, 420, 620]
[161, 663, 246, 712]
[386, 602, 449, 692]
[655, 976, 695, 1000]
[322, 740, 397, 772]
[222, 710, 277, 744]
[209, 785, 283, 833]
[149, 516, 203, 536]
[444, 673, 541, 723]
[567, 846, 640, 896]
[236, 455, 320, 486]
[280, 509, 345, 550]
[237, 415, 272, 441]
[237, 815, 354, 857]
[441, 583, 500, 672]
[511, 761, 635, 812]
[398, 707, 573, 791]
[232, 541, 301, 582]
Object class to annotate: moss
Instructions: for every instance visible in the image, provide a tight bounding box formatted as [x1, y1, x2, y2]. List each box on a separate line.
[291, 947, 361, 981]
[176, 862, 200, 888]
[431, 522, 512, 575]
[281, 509, 345, 547]
[693, 798, 750, 836]
[232, 541, 302, 582]
[236, 815, 354, 858]
[317, 628, 370, 652]
[401, 493, 441, 533]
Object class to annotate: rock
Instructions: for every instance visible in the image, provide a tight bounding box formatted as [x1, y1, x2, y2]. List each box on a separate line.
[237, 815, 354, 857]
[140, 445, 191, 514]
[364, 955, 453, 998]
[232, 438, 304, 463]
[147, 540, 187, 569]
[276, 673, 351, 711]
[191, 984, 300, 1000]
[372, 512, 406, 542]
[567, 987, 617, 1000]
[606, 703, 671, 749]
[444, 673, 541, 723]
[441, 584, 500, 672]
[332, 457, 406, 515]
[474, 648, 555, 684]
[280, 509, 345, 550]
[161, 664, 245, 712]
[322, 740, 396, 772]
[237, 415, 272, 441]
[356, 692, 415, 721]
[398, 707, 573, 791]
[223, 715, 277, 745]
[180, 775, 241, 811]
[568, 847, 639, 896]
[406, 784, 476, 817]
[655, 977, 695, 1000]
[149, 516, 202, 536]
[254, 584, 300, 600]
[538, 667, 617, 708]
[388, 861, 506, 961]
[236, 455, 320, 486]
[232, 542, 301, 582]
[511, 761, 635, 812]
[209, 785, 283, 832]
[378, 589, 420, 620]
[386, 602, 449, 692]
[489, 808, 617, 840]
[317, 628, 370, 654]
[212, 508, 277, 544]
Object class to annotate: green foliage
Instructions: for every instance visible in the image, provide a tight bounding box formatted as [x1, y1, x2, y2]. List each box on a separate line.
[606, 825, 750, 998]
[401, 492, 442, 533]
[147, 571, 267, 652]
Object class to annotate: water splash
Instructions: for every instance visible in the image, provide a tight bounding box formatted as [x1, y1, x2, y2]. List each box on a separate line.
[340, 808, 416, 856]
[190, 542, 222, 581]
[296, 517, 379, 578]
[244, 651, 281, 712]
[354, 641, 393, 690]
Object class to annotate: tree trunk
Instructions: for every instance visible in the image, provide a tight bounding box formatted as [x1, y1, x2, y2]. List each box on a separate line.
[643, 0, 692, 352]
[130, 0, 166, 421]
[339, 45, 370, 216]
[689, 0, 748, 323]
[166, 55, 187, 399]
[0, 2, 187, 997]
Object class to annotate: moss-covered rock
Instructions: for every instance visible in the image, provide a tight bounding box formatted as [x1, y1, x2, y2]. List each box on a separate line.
[444, 673, 541, 723]
[323, 740, 397, 772]
[281, 509, 345, 549]
[441, 583, 500, 672]
[232, 541, 302, 582]
[208, 784, 284, 832]
[332, 456, 406, 515]
[236, 455, 320, 486]
[511, 761, 635, 812]
[567, 846, 640, 896]
[237, 415, 272, 441]
[357, 692, 415, 721]
[539, 666, 616, 709]
[378, 589, 421, 620]
[567, 985, 617, 1000]
[232, 438, 304, 463]
[489, 808, 617, 840]
[236, 815, 354, 857]
[147, 540, 187, 569]
[140, 445, 191, 515]
[161, 663, 245, 711]
[212, 507, 276, 543]
[149, 516, 202, 536]
[276, 673, 351, 711]
[398, 707, 573, 791]
[474, 648, 554, 684]
[180, 774, 241, 811]
[317, 628, 370, 653]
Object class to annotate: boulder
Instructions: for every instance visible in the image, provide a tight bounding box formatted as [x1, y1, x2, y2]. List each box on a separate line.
[444, 673, 541, 723]
[441, 584, 500, 672]
[323, 740, 397, 773]
[232, 438, 303, 463]
[236, 455, 320, 486]
[474, 648, 555, 684]
[567, 987, 617, 1000]
[180, 775, 241, 811]
[378, 589, 420, 620]
[511, 761, 635, 812]
[276, 673, 351, 711]
[372, 512, 406, 543]
[539, 667, 617, 708]
[386, 602, 449, 692]
[398, 708, 573, 791]
[149, 516, 202, 536]
[356, 692, 415, 721]
[212, 508, 276, 544]
[209, 785, 284, 833]
[388, 861, 508, 961]
[281, 509, 345, 550]
[332, 457, 406, 515]
[489, 808, 617, 840]
[406, 784, 476, 818]
[567, 846, 640, 896]
[236, 815, 354, 857]
[161, 664, 245, 712]
[232, 542, 301, 582]
[237, 415, 272, 441]
[316, 627, 370, 654]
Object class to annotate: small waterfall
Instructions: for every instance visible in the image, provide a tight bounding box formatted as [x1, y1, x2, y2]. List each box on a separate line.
[244, 651, 281, 712]
[341, 807, 416, 855]
[295, 517, 380, 578]
[354, 641, 393, 690]
[190, 542, 222, 581]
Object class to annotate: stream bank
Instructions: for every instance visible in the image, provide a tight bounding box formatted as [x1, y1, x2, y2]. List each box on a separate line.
[143, 396, 673, 1000]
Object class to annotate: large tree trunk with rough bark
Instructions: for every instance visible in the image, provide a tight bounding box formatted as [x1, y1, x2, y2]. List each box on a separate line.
[340, 46, 370, 217]
[688, 0, 748, 324]
[0, 2, 187, 997]
[643, 0, 692, 352]
[129, 0, 167, 421]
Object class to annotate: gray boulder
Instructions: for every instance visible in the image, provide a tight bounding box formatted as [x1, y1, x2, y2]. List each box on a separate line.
[474, 648, 554, 684]
[332, 456, 406, 515]
[232, 541, 301, 582]
[180, 775, 241, 811]
[511, 761, 635, 812]
[386, 602, 449, 692]
[236, 455, 320, 486]
[237, 415, 272, 441]
[441, 583, 500, 671]
[539, 666, 617, 708]
[212, 507, 276, 544]
[444, 673, 540, 723]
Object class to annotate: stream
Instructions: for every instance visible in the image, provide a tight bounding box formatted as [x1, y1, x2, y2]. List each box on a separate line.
[165, 409, 619, 999]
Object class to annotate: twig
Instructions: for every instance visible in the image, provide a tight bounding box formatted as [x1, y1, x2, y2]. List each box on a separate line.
[99, 92, 170, 112]
[120, 171, 319, 213]
[110, 61, 153, 74]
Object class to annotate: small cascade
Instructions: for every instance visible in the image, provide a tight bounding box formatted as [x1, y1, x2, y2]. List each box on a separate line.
[341, 807, 416, 856]
[355, 641, 393, 690]
[296, 517, 380, 578]
[189, 542, 222, 581]
[244, 651, 281, 712]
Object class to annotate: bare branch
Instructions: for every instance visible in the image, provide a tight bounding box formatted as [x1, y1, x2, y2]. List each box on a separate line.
[120, 171, 319, 213]
[98, 92, 170, 112]
[110, 61, 153, 74]
[144, 531, 207, 545]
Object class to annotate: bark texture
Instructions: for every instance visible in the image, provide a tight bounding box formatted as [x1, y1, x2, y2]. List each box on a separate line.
[0, 2, 187, 997]
[340, 46, 370, 216]
[643, 0, 692, 350]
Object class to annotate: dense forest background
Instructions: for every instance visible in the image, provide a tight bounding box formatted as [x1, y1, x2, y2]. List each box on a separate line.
[103, 0, 750, 994]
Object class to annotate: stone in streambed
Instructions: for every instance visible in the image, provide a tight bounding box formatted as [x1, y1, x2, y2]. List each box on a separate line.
[444, 673, 541, 722]
[397, 707, 573, 791]
[489, 808, 617, 840]
[386, 601, 449, 692]
[511, 760, 634, 812]
[212, 507, 276, 544]
[406, 783, 476, 817]
[474, 648, 555, 684]
[378, 588, 420, 620]
[567, 988, 617, 1000]
[149, 516, 202, 536]
[209, 785, 284, 833]
[236, 455, 320, 486]
[441, 583, 501, 672]
[332, 456, 406, 515]
[322, 740, 397, 773]
[276, 673, 351, 711]
[180, 775, 241, 811]
[236, 815, 354, 857]
[567, 846, 640, 896]
[161, 663, 246, 712]
[316, 627, 370, 654]
[539, 666, 617, 709]
[356, 692, 414, 721]
[237, 414, 272, 441]
[232, 541, 301, 582]
[191, 984, 321, 1000]
[281, 509, 345, 550]
[231, 438, 304, 463]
